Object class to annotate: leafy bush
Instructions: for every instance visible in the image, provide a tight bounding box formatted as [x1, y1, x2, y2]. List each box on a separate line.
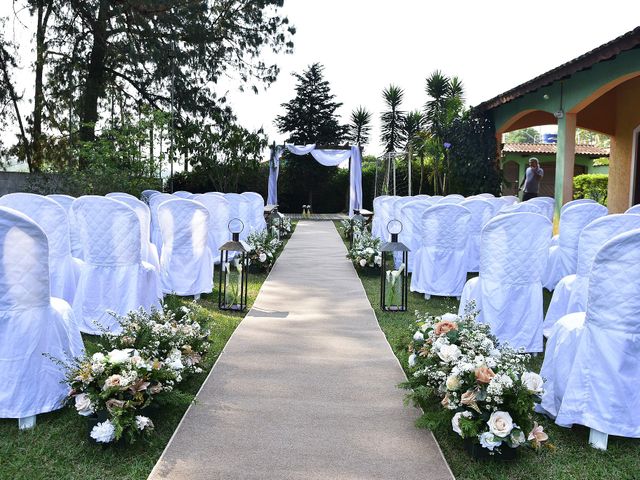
[573, 174, 608, 206]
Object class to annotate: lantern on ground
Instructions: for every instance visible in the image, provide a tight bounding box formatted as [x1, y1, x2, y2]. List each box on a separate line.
[350, 209, 366, 249]
[218, 219, 250, 311]
[380, 219, 409, 312]
[268, 205, 285, 240]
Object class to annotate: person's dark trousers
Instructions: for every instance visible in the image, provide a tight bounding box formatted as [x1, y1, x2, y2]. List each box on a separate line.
[523, 192, 538, 201]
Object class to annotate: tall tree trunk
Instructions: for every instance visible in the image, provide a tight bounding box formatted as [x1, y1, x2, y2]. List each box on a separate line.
[78, 0, 110, 162]
[32, 0, 52, 172]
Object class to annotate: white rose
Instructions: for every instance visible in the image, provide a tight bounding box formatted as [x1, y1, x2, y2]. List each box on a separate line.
[92, 352, 106, 363]
[374, 255, 382, 266]
[74, 393, 95, 417]
[413, 331, 424, 342]
[103, 374, 125, 390]
[479, 431, 502, 451]
[408, 353, 417, 367]
[521, 371, 544, 394]
[510, 428, 526, 447]
[437, 344, 461, 363]
[135, 415, 155, 431]
[90, 419, 116, 443]
[440, 313, 459, 323]
[107, 348, 134, 364]
[446, 375, 461, 391]
[451, 411, 472, 437]
[487, 411, 514, 438]
[259, 252, 267, 263]
[359, 259, 367, 268]
[365, 247, 374, 255]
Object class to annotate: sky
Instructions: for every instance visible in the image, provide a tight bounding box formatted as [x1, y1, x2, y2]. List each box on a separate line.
[1, 1, 639, 163]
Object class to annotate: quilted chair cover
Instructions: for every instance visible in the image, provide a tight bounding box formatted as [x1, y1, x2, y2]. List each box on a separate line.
[436, 194, 464, 205]
[109, 196, 161, 273]
[550, 199, 599, 247]
[0, 207, 84, 419]
[47, 194, 75, 212]
[460, 198, 494, 273]
[390, 197, 416, 250]
[371, 195, 389, 241]
[543, 214, 640, 336]
[149, 193, 174, 256]
[191, 194, 231, 263]
[398, 199, 436, 272]
[205, 192, 225, 197]
[372, 195, 399, 240]
[224, 193, 253, 241]
[458, 212, 551, 352]
[0, 193, 80, 304]
[410, 204, 471, 297]
[48, 194, 84, 260]
[528, 198, 554, 222]
[476, 193, 494, 198]
[158, 199, 213, 296]
[500, 201, 543, 215]
[71, 196, 161, 333]
[501, 195, 519, 206]
[242, 192, 267, 232]
[625, 204, 640, 215]
[106, 192, 136, 200]
[542, 202, 607, 290]
[486, 197, 513, 216]
[539, 229, 640, 437]
[141, 189, 161, 204]
[173, 191, 193, 198]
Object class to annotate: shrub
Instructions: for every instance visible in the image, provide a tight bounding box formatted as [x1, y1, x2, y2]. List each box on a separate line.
[573, 174, 608, 206]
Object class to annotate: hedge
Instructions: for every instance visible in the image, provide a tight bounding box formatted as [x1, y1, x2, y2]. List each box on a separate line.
[573, 173, 608, 206]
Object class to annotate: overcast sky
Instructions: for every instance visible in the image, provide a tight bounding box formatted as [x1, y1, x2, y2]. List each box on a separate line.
[2, 1, 639, 160]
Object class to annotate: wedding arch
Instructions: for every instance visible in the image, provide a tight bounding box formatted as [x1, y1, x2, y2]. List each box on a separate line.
[267, 143, 363, 216]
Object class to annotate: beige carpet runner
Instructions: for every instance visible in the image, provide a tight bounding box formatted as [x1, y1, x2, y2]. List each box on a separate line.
[149, 221, 453, 480]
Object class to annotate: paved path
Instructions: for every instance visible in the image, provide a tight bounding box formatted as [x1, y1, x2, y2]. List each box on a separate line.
[149, 221, 453, 480]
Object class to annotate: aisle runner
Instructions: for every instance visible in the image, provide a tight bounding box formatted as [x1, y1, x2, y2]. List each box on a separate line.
[149, 221, 453, 480]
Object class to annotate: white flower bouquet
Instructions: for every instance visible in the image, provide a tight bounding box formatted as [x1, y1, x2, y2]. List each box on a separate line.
[247, 228, 282, 271]
[404, 304, 550, 456]
[346, 228, 381, 270]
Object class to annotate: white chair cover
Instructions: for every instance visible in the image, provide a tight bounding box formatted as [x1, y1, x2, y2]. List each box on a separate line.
[398, 199, 435, 272]
[241, 192, 267, 232]
[372, 195, 399, 240]
[542, 202, 607, 290]
[543, 214, 640, 336]
[460, 198, 494, 272]
[391, 197, 416, 240]
[47, 194, 75, 211]
[410, 204, 471, 297]
[0, 207, 84, 419]
[561, 198, 597, 215]
[458, 212, 552, 352]
[205, 191, 225, 197]
[625, 204, 640, 215]
[0, 193, 79, 304]
[528, 198, 554, 222]
[158, 199, 213, 296]
[540, 229, 640, 438]
[477, 193, 494, 198]
[191, 194, 231, 263]
[106, 192, 136, 199]
[173, 191, 193, 198]
[437, 195, 464, 204]
[371, 195, 389, 241]
[48, 194, 84, 260]
[109, 196, 161, 274]
[224, 193, 252, 241]
[501, 195, 518, 206]
[149, 193, 174, 256]
[141, 189, 161, 204]
[71, 196, 161, 333]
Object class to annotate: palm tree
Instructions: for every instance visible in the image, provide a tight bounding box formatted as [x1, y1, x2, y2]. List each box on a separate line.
[348, 106, 372, 147]
[380, 85, 406, 154]
[403, 110, 425, 194]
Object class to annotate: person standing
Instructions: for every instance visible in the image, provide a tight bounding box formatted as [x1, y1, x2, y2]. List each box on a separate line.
[519, 157, 544, 201]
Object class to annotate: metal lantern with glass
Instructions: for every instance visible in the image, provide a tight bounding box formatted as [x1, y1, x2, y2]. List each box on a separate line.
[349, 209, 366, 250]
[218, 219, 250, 311]
[380, 219, 409, 312]
[267, 205, 285, 240]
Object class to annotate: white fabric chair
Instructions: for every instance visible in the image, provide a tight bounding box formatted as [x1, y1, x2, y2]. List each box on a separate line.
[371, 195, 389, 241]
[224, 193, 252, 241]
[625, 204, 640, 214]
[47, 194, 75, 211]
[0, 207, 84, 426]
[191, 194, 231, 263]
[0, 193, 80, 304]
[372, 195, 399, 240]
[539, 229, 640, 448]
[173, 191, 193, 198]
[543, 202, 608, 290]
[48, 194, 83, 260]
[158, 199, 213, 296]
[458, 212, 552, 352]
[241, 192, 267, 232]
[477, 193, 494, 198]
[109, 195, 160, 273]
[398, 199, 436, 272]
[149, 193, 174, 256]
[460, 198, 494, 273]
[528, 197, 554, 222]
[501, 195, 518, 206]
[141, 189, 161, 204]
[106, 192, 136, 200]
[437, 194, 464, 204]
[410, 204, 471, 298]
[500, 201, 543, 215]
[543, 214, 640, 336]
[71, 196, 161, 333]
[550, 199, 599, 247]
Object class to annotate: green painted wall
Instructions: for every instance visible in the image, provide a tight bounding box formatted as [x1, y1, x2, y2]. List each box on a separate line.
[501, 152, 606, 175]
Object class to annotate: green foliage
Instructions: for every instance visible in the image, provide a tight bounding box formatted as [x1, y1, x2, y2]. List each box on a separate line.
[348, 106, 372, 148]
[573, 174, 608, 205]
[380, 84, 406, 153]
[504, 127, 540, 144]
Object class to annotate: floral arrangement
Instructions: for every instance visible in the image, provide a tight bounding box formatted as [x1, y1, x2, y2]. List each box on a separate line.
[279, 216, 292, 237]
[62, 304, 210, 445]
[346, 227, 381, 269]
[247, 228, 282, 270]
[405, 305, 549, 456]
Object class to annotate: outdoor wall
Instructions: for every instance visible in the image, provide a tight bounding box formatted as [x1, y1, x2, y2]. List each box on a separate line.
[608, 76, 640, 212]
[0, 172, 32, 195]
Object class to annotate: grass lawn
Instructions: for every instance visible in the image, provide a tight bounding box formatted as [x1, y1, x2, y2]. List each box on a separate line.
[335, 221, 640, 480]
[0, 223, 296, 480]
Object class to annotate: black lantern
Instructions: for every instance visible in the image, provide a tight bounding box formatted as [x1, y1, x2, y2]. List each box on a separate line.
[380, 219, 409, 312]
[218, 219, 250, 311]
[268, 205, 285, 240]
[349, 209, 366, 249]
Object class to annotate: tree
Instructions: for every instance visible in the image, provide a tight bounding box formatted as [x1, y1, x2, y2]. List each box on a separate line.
[504, 127, 540, 144]
[380, 84, 405, 153]
[348, 106, 372, 148]
[275, 63, 348, 211]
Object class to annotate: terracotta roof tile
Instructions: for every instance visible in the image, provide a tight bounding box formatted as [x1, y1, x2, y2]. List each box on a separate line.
[502, 143, 609, 156]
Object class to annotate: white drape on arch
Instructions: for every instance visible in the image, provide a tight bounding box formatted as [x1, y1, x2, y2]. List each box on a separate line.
[267, 143, 362, 216]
